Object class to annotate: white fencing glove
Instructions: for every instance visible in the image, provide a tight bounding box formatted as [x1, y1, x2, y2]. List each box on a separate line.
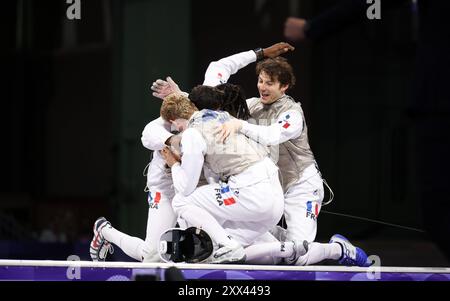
[151, 76, 187, 99]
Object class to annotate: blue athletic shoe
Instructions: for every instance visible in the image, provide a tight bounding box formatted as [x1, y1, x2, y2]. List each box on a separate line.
[330, 234, 371, 267]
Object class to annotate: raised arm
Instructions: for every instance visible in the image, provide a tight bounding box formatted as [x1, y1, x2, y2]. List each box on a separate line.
[203, 42, 295, 86]
[150, 43, 294, 99]
[202, 50, 256, 86]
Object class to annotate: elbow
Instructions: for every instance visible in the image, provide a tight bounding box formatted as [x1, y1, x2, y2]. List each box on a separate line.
[207, 61, 219, 69]
[141, 137, 152, 150]
[141, 140, 158, 151]
[142, 135, 167, 151]
[207, 61, 230, 75]
[177, 185, 195, 197]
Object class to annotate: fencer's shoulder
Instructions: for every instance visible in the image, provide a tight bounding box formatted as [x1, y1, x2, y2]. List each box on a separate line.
[284, 95, 301, 105]
[181, 128, 207, 153]
[281, 95, 303, 112]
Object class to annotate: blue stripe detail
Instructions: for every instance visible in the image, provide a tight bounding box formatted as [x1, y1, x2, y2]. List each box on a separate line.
[220, 186, 230, 194]
[306, 201, 312, 212]
[202, 110, 218, 121]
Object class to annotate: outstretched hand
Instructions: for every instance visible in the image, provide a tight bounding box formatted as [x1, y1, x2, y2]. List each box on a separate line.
[284, 17, 307, 42]
[151, 76, 181, 99]
[263, 42, 295, 58]
[214, 119, 243, 144]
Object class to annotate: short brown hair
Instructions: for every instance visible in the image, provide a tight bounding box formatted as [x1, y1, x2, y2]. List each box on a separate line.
[160, 94, 198, 121]
[256, 57, 296, 88]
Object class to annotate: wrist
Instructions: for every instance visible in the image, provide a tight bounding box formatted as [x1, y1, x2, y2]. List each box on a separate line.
[254, 47, 264, 61]
[237, 120, 243, 131]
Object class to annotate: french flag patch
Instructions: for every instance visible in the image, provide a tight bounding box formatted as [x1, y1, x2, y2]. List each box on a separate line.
[220, 186, 236, 206]
[148, 191, 161, 204]
[279, 114, 291, 129]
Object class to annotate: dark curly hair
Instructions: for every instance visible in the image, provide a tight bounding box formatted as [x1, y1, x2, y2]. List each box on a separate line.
[189, 83, 250, 120]
[216, 83, 250, 120]
[189, 85, 224, 111]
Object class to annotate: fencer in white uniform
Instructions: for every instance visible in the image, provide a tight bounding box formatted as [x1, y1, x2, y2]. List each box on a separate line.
[159, 94, 285, 263]
[152, 46, 370, 267]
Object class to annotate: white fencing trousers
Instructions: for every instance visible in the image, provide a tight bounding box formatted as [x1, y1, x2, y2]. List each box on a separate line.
[144, 188, 176, 258]
[172, 168, 284, 247]
[283, 164, 325, 243]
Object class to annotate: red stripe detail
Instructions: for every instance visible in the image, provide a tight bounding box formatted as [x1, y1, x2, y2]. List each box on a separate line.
[282, 122, 290, 129]
[223, 197, 236, 206]
[315, 203, 319, 217]
[154, 192, 161, 204]
[92, 233, 100, 248]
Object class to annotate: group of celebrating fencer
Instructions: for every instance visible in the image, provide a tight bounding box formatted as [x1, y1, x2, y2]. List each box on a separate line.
[89, 42, 371, 267]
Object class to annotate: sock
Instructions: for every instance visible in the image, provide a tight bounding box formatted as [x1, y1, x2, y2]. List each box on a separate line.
[102, 226, 146, 261]
[296, 242, 341, 265]
[244, 241, 295, 264]
[330, 242, 343, 260]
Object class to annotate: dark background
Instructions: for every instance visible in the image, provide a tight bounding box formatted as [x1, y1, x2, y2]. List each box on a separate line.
[1, 0, 448, 267]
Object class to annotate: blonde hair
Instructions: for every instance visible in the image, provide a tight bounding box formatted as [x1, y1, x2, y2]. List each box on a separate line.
[160, 94, 198, 121]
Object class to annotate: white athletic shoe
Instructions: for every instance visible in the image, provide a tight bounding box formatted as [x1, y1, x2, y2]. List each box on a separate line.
[285, 240, 309, 265]
[89, 217, 114, 261]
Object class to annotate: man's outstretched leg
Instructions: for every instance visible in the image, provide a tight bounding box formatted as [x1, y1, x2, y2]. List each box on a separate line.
[90, 216, 154, 262]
